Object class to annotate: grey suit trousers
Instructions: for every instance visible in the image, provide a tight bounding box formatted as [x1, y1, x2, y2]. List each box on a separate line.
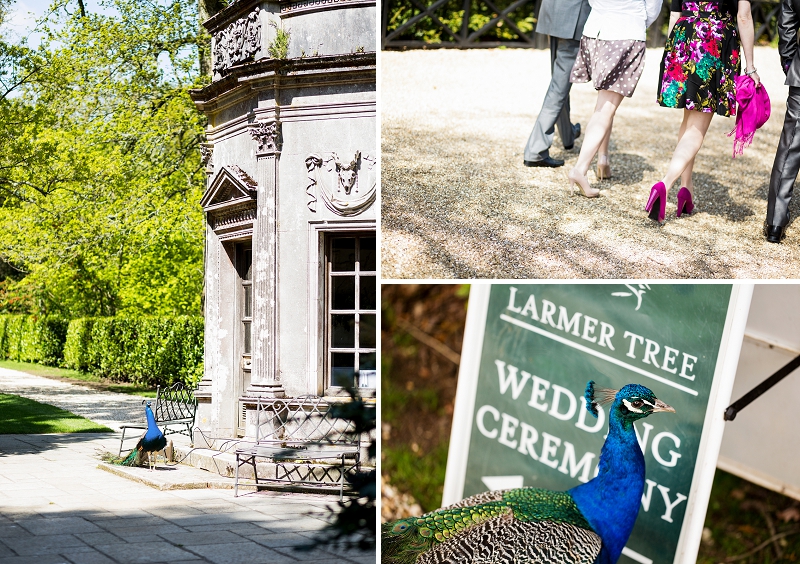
[768, 86, 800, 226]
[523, 36, 580, 162]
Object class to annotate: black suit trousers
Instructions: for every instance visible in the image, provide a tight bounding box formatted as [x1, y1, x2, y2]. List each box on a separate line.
[768, 86, 800, 226]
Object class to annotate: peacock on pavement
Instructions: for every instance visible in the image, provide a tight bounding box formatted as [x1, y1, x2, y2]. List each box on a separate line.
[119, 400, 167, 471]
[382, 381, 676, 564]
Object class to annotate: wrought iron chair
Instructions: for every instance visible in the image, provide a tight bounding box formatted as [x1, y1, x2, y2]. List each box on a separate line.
[118, 382, 198, 456]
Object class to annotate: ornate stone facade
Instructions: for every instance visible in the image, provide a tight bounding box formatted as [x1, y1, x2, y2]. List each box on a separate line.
[305, 151, 376, 216]
[212, 7, 262, 75]
[249, 121, 280, 154]
[191, 0, 376, 441]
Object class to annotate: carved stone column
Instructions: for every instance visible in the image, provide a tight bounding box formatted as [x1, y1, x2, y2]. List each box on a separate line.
[194, 142, 216, 444]
[245, 120, 285, 398]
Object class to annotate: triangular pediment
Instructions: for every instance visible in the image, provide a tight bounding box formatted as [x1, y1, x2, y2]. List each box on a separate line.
[201, 165, 258, 211]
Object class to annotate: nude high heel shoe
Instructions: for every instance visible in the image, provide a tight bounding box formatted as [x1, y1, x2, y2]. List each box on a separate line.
[596, 155, 612, 181]
[568, 169, 600, 198]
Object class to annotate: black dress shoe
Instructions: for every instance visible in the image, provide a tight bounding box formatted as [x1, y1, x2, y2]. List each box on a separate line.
[764, 224, 786, 243]
[564, 123, 581, 150]
[524, 156, 565, 168]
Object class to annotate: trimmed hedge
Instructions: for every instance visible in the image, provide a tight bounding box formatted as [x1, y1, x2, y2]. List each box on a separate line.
[0, 315, 69, 366]
[0, 314, 203, 388]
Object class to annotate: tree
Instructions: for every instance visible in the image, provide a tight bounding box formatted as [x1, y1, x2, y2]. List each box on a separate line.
[198, 0, 227, 76]
[0, 0, 207, 316]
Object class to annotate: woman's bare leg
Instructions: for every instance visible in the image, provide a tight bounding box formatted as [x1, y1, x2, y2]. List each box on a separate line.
[597, 123, 613, 179]
[569, 90, 624, 196]
[661, 109, 713, 195]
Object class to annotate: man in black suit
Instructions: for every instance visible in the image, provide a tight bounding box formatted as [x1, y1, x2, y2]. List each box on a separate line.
[766, 0, 800, 242]
[523, 0, 591, 168]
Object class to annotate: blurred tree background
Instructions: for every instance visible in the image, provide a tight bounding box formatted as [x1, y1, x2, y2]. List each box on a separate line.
[382, 284, 800, 563]
[0, 0, 235, 317]
[382, 0, 781, 49]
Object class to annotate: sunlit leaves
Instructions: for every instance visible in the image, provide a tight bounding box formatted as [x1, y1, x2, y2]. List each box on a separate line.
[0, 0, 206, 317]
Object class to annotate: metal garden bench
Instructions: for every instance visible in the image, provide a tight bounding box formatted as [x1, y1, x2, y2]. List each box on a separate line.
[234, 396, 361, 500]
[118, 382, 198, 456]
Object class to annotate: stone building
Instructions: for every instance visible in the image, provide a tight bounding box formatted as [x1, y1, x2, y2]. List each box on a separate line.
[190, 0, 376, 439]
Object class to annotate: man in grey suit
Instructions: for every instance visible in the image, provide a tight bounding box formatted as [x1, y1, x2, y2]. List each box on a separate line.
[523, 0, 591, 168]
[766, 0, 800, 242]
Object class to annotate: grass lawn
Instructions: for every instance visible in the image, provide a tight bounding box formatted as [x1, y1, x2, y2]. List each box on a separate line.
[0, 393, 113, 434]
[0, 360, 157, 397]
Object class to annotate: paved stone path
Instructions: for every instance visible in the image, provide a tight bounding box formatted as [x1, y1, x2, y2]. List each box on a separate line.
[0, 367, 148, 432]
[0, 370, 375, 563]
[0, 434, 373, 563]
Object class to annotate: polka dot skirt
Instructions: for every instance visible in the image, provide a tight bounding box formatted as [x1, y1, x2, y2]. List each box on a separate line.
[570, 36, 646, 98]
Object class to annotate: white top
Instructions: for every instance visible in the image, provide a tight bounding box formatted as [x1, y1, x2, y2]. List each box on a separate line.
[582, 0, 664, 41]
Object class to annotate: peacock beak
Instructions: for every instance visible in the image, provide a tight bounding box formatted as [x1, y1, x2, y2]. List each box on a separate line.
[652, 399, 676, 413]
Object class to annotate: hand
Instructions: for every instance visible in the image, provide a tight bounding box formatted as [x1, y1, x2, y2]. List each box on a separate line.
[751, 71, 761, 88]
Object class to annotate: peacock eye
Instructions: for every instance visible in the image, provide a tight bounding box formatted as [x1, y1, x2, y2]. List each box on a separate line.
[631, 400, 644, 408]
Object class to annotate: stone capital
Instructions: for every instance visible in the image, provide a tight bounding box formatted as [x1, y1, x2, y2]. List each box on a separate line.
[250, 120, 281, 155]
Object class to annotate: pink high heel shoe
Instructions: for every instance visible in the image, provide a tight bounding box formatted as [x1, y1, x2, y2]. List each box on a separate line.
[676, 187, 694, 217]
[645, 182, 666, 223]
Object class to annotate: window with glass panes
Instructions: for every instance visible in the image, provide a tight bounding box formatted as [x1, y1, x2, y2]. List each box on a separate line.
[327, 234, 376, 390]
[237, 244, 253, 356]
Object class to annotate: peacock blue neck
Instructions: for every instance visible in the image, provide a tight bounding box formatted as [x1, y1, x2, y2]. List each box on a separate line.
[569, 401, 645, 564]
[144, 405, 160, 438]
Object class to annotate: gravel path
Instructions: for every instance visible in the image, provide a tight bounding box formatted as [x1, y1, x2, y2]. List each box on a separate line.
[0, 367, 149, 432]
[381, 46, 800, 278]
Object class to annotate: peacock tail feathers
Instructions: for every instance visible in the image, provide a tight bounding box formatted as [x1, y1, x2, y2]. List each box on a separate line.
[382, 517, 437, 564]
[504, 488, 592, 529]
[120, 449, 139, 466]
[99, 450, 140, 466]
[382, 488, 596, 564]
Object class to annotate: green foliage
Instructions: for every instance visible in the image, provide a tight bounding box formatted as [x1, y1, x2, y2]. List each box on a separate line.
[698, 470, 800, 563]
[0, 0, 206, 317]
[0, 393, 113, 434]
[384, 1, 777, 46]
[67, 315, 204, 387]
[63, 318, 95, 371]
[268, 20, 290, 59]
[0, 314, 68, 365]
[383, 442, 450, 513]
[0, 314, 202, 388]
[384, 0, 536, 44]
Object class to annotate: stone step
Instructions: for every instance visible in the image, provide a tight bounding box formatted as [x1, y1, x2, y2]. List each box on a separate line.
[97, 461, 237, 490]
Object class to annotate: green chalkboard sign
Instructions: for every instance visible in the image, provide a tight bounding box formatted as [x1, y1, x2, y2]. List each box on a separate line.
[444, 284, 753, 564]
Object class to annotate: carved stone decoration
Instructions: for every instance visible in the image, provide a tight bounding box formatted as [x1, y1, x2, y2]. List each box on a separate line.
[249, 120, 280, 154]
[200, 142, 214, 172]
[212, 7, 261, 75]
[305, 151, 376, 216]
[200, 165, 259, 239]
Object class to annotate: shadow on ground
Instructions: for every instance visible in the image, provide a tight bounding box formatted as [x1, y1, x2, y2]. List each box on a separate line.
[0, 432, 115, 458]
[382, 120, 798, 279]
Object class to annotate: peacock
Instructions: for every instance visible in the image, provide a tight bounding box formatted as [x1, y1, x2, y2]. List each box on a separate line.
[119, 400, 167, 471]
[382, 381, 676, 564]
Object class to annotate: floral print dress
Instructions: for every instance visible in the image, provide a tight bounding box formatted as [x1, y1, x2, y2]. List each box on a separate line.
[658, 1, 741, 116]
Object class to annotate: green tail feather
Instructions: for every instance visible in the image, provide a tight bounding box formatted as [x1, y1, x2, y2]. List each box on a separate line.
[120, 449, 138, 466]
[381, 489, 594, 563]
[99, 449, 141, 466]
[381, 518, 436, 564]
